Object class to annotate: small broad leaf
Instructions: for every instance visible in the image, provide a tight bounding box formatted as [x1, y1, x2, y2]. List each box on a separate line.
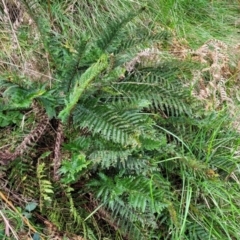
[33, 233, 41, 240]
[22, 212, 32, 219]
[25, 202, 38, 212]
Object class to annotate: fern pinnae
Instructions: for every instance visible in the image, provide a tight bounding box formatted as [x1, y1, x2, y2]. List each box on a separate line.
[37, 161, 53, 212]
[73, 103, 139, 146]
[64, 37, 90, 92]
[89, 150, 131, 168]
[59, 54, 109, 122]
[96, 7, 146, 53]
[88, 194, 120, 232]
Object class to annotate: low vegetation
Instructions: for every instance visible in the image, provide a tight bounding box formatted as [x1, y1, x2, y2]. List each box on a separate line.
[0, 0, 240, 239]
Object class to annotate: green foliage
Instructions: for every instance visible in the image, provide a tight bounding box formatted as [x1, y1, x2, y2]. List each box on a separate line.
[37, 162, 54, 211]
[150, 0, 240, 46]
[0, 111, 23, 127]
[59, 153, 90, 184]
[1, 0, 240, 240]
[59, 54, 109, 122]
[23, 202, 38, 219]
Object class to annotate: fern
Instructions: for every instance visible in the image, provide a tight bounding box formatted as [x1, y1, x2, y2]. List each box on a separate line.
[8, 159, 37, 198]
[1, 1, 240, 239]
[59, 54, 109, 122]
[186, 222, 212, 240]
[65, 188, 83, 228]
[95, 7, 146, 53]
[88, 172, 171, 238]
[72, 98, 152, 146]
[89, 150, 131, 169]
[37, 160, 53, 212]
[112, 67, 192, 117]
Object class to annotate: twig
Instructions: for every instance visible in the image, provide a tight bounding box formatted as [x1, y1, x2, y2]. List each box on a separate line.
[0, 191, 43, 239]
[0, 210, 19, 239]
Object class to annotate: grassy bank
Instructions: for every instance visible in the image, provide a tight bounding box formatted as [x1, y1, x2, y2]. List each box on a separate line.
[0, 1, 240, 239]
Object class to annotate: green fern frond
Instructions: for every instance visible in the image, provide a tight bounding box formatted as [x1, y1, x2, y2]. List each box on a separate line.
[88, 172, 171, 238]
[89, 150, 131, 169]
[96, 7, 146, 53]
[59, 54, 109, 122]
[139, 134, 166, 151]
[61, 36, 90, 92]
[8, 159, 38, 198]
[116, 157, 156, 175]
[73, 100, 151, 146]
[65, 188, 83, 228]
[37, 161, 53, 211]
[110, 67, 193, 117]
[114, 30, 171, 56]
[186, 222, 211, 240]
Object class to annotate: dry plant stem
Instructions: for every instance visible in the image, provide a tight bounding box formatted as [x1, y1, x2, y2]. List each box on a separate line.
[53, 121, 63, 181]
[0, 115, 49, 164]
[0, 191, 43, 239]
[65, 0, 78, 13]
[0, 210, 18, 239]
[0, 60, 56, 81]
[47, 0, 53, 24]
[0, 103, 49, 165]
[15, 114, 49, 156]
[1, 0, 24, 61]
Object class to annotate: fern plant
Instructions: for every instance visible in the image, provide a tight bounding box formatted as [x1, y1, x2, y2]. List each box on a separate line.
[1, 1, 240, 240]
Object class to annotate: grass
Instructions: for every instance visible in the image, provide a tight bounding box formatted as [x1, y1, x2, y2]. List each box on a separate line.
[149, 0, 240, 47]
